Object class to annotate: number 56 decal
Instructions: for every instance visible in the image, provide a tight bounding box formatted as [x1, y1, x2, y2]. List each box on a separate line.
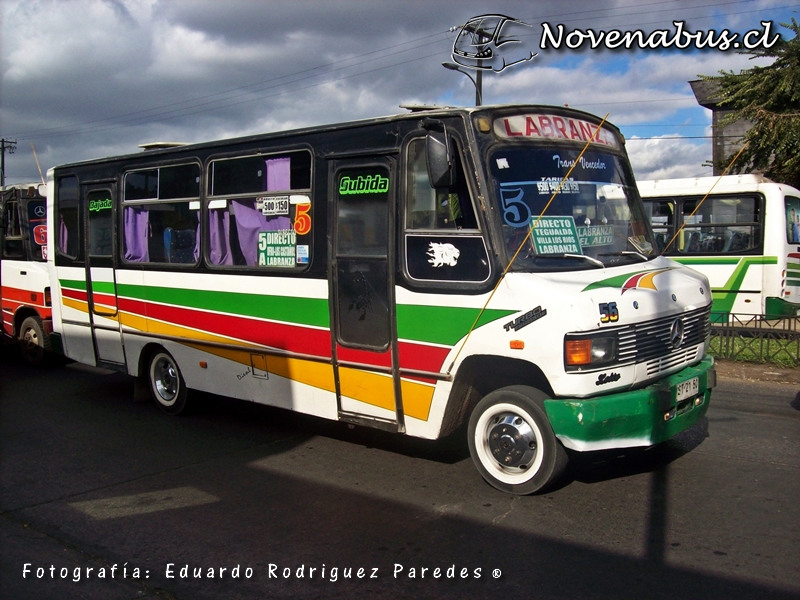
[599, 302, 619, 323]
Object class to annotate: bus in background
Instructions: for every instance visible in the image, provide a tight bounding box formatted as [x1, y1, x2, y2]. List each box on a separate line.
[639, 174, 800, 321]
[0, 182, 53, 365]
[47, 105, 715, 494]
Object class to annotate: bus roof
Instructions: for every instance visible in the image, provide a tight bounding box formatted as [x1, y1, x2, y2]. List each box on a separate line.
[0, 182, 46, 197]
[47, 103, 622, 173]
[637, 174, 776, 196]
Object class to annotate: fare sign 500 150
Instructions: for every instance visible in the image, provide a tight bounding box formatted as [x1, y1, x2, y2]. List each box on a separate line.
[258, 196, 290, 216]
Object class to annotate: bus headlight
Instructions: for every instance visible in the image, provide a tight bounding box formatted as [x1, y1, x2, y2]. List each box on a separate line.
[564, 335, 616, 370]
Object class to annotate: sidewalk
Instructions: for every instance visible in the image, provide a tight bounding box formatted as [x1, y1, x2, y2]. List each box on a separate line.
[713, 357, 800, 386]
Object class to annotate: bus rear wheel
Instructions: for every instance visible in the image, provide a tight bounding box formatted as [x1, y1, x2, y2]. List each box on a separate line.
[468, 385, 568, 495]
[148, 350, 189, 415]
[19, 315, 49, 366]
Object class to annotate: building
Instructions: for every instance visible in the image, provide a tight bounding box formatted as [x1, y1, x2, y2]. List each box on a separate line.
[690, 78, 752, 176]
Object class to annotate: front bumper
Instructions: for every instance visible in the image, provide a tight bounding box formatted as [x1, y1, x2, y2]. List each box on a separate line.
[544, 356, 715, 452]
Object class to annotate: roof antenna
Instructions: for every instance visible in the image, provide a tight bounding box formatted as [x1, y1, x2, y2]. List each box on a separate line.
[30, 143, 45, 186]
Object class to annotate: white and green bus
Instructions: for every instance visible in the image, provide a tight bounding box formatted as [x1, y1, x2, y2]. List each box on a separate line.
[47, 104, 715, 494]
[639, 174, 800, 320]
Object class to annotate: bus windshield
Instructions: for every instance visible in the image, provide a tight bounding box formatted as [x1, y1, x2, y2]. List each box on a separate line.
[488, 146, 655, 271]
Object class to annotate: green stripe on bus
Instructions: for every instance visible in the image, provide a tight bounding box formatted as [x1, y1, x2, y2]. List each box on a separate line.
[91, 281, 117, 294]
[697, 256, 778, 313]
[116, 284, 331, 329]
[60, 279, 87, 291]
[395, 305, 516, 346]
[672, 257, 743, 266]
[61, 279, 514, 346]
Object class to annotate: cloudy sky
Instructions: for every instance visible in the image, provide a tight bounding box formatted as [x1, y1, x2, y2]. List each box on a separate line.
[1, 0, 797, 185]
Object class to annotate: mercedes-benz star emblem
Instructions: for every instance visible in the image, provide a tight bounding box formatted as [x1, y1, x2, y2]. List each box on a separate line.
[669, 318, 685, 350]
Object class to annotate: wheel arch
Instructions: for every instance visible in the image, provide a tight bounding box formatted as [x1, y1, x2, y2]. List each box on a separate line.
[136, 341, 168, 379]
[439, 354, 554, 438]
[13, 306, 47, 337]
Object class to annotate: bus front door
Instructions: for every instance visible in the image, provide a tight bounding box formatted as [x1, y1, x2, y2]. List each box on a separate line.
[84, 184, 125, 365]
[330, 159, 404, 432]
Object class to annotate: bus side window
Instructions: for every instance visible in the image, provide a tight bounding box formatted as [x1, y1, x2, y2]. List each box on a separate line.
[405, 138, 478, 231]
[207, 151, 312, 269]
[122, 164, 201, 265]
[402, 136, 490, 286]
[123, 203, 199, 264]
[2, 199, 24, 258]
[57, 176, 81, 260]
[785, 196, 800, 243]
[679, 195, 761, 254]
[643, 199, 673, 253]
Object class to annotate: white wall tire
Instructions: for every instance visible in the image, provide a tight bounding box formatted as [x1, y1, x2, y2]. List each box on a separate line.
[468, 385, 568, 494]
[148, 350, 189, 415]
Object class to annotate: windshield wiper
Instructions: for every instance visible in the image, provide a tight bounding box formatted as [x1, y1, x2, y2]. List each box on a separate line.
[536, 253, 605, 268]
[598, 251, 650, 262]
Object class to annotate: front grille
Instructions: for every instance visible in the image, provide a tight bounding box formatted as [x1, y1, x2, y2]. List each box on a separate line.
[566, 304, 711, 373]
[616, 304, 711, 365]
[646, 346, 700, 376]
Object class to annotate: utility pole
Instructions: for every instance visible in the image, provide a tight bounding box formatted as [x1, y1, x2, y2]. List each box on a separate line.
[1, 138, 17, 187]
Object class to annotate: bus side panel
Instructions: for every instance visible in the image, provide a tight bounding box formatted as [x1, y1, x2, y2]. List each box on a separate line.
[675, 258, 770, 316]
[1, 259, 52, 338]
[117, 270, 341, 420]
[765, 185, 800, 314]
[393, 286, 518, 440]
[52, 265, 96, 365]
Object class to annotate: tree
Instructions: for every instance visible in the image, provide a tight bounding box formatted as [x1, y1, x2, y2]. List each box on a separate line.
[701, 19, 800, 188]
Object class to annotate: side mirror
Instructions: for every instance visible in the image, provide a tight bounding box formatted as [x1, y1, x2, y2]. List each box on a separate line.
[426, 131, 455, 188]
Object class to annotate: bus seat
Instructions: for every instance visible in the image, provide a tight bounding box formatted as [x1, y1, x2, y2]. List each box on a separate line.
[164, 227, 196, 263]
[722, 229, 733, 252]
[682, 231, 699, 253]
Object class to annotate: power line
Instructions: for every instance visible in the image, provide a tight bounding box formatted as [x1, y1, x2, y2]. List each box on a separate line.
[4, 0, 794, 141]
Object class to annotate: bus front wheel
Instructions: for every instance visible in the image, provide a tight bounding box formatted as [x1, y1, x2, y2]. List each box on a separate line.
[468, 385, 568, 495]
[148, 350, 189, 415]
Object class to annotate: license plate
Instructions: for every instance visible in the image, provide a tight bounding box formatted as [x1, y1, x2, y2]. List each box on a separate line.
[676, 377, 699, 401]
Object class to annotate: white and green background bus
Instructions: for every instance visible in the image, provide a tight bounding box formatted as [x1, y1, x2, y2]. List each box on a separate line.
[46, 104, 716, 494]
[640, 174, 800, 321]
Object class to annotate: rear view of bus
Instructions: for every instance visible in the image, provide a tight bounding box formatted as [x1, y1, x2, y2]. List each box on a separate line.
[0, 183, 52, 365]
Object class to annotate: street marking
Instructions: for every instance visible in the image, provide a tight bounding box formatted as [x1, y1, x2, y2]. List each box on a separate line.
[69, 486, 218, 520]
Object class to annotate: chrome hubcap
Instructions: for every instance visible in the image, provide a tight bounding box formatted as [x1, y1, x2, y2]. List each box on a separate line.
[488, 413, 538, 469]
[154, 358, 178, 402]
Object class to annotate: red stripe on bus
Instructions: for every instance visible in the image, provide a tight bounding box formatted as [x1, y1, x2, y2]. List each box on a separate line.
[115, 296, 451, 375]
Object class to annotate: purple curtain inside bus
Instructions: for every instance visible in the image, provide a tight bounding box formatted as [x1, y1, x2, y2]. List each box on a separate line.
[124, 206, 150, 262]
[122, 156, 293, 265]
[209, 156, 292, 266]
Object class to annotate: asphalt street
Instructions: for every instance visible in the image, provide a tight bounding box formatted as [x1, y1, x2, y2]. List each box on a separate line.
[1, 346, 798, 600]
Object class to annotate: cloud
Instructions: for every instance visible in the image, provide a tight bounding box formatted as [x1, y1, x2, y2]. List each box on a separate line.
[0, 0, 792, 183]
[627, 134, 712, 180]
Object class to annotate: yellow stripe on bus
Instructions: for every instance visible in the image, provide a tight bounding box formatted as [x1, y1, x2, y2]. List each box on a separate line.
[60, 299, 434, 421]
